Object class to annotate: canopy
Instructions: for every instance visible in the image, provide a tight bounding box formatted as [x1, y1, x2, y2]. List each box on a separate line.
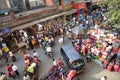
[71, 26, 84, 35]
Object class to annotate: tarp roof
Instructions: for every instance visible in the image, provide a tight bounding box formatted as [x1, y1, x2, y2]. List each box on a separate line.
[62, 45, 82, 62]
[71, 26, 84, 35]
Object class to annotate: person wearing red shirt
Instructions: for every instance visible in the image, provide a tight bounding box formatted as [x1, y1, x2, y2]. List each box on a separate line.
[113, 47, 119, 54]
[6, 64, 12, 72]
[58, 58, 64, 67]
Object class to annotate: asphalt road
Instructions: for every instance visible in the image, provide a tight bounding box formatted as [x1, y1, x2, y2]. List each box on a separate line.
[0, 36, 120, 80]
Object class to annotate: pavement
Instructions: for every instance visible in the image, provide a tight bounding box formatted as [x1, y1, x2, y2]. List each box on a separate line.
[0, 35, 120, 80]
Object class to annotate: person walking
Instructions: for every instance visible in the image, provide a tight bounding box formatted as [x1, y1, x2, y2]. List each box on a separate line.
[23, 51, 30, 60]
[6, 64, 16, 79]
[9, 51, 16, 62]
[53, 58, 57, 66]
[2, 50, 8, 62]
[58, 35, 64, 46]
[11, 64, 19, 76]
[33, 50, 39, 58]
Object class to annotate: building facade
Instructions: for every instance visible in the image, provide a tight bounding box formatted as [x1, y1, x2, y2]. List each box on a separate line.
[0, 0, 46, 14]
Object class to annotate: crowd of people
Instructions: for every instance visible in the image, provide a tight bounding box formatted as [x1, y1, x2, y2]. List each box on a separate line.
[0, 4, 119, 80]
[70, 8, 120, 73]
[23, 50, 41, 80]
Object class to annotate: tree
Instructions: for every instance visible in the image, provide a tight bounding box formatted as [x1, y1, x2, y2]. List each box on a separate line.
[102, 0, 120, 28]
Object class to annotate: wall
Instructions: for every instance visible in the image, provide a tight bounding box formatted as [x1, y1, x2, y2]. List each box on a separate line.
[73, 2, 86, 10]
[45, 0, 53, 6]
[0, 0, 8, 9]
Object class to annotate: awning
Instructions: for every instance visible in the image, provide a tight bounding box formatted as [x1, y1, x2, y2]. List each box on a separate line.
[71, 26, 84, 35]
[0, 9, 77, 35]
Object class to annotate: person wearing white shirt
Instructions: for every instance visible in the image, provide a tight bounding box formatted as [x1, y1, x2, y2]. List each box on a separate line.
[53, 59, 57, 65]
[58, 37, 63, 45]
[9, 51, 14, 57]
[46, 47, 52, 53]
[33, 50, 39, 57]
[12, 64, 19, 76]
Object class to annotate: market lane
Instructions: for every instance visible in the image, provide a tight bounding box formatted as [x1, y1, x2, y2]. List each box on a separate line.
[0, 35, 120, 80]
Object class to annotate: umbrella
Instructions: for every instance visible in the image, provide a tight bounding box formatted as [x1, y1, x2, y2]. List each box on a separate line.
[71, 26, 84, 35]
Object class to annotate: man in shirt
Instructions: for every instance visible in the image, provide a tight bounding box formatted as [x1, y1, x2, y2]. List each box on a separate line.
[27, 64, 34, 74]
[27, 64, 35, 78]
[12, 64, 19, 76]
[33, 50, 39, 57]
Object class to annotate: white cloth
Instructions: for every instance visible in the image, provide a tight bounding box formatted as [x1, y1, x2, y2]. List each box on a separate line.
[58, 38, 63, 44]
[37, 24, 43, 31]
[46, 47, 52, 52]
[86, 20, 88, 24]
[31, 63, 36, 67]
[2, 43, 7, 48]
[12, 65, 18, 71]
[9, 51, 13, 57]
[24, 32, 28, 38]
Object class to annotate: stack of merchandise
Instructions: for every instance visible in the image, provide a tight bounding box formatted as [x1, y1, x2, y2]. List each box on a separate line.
[85, 29, 120, 72]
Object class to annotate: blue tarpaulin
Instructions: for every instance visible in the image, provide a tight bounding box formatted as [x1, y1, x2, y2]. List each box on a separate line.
[61, 45, 82, 62]
[2, 28, 11, 35]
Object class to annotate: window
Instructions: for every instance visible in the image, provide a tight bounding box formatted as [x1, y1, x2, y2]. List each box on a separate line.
[56, 0, 62, 5]
[65, 0, 69, 4]
[29, 0, 45, 9]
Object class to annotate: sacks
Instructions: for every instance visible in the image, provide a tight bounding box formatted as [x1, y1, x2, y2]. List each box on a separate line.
[114, 65, 119, 72]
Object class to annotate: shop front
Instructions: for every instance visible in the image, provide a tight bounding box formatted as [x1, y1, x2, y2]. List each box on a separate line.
[73, 1, 91, 15]
[0, 9, 77, 52]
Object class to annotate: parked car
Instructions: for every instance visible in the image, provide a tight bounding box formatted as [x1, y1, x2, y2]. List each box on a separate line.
[60, 45, 85, 73]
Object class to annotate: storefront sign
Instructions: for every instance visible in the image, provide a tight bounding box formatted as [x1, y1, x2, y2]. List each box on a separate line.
[2, 27, 11, 35]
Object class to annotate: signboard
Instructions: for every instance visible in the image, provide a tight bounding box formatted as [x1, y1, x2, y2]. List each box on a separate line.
[2, 28, 11, 35]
